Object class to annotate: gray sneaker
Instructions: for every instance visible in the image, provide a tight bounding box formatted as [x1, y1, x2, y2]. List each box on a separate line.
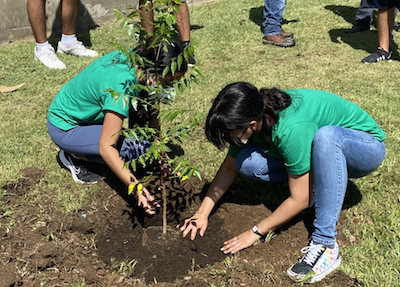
[34, 45, 66, 69]
[59, 150, 102, 184]
[57, 40, 99, 57]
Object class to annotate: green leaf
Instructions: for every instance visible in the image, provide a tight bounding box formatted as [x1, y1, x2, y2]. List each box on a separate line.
[162, 66, 170, 78]
[138, 156, 146, 167]
[177, 54, 183, 70]
[172, 161, 183, 175]
[130, 160, 137, 172]
[131, 97, 138, 111]
[171, 60, 177, 75]
[193, 170, 202, 180]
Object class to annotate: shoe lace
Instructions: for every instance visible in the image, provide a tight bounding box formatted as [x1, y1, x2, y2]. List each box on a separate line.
[41, 46, 59, 60]
[72, 162, 85, 176]
[74, 41, 88, 52]
[300, 244, 325, 267]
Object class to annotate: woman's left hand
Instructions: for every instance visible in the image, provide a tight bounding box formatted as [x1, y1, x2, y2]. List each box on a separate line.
[220, 229, 261, 254]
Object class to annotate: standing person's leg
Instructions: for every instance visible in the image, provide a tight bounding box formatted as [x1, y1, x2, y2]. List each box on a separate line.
[27, 0, 66, 69]
[347, 0, 374, 33]
[27, 0, 47, 44]
[287, 126, 385, 283]
[57, 0, 98, 57]
[262, 0, 295, 47]
[377, 7, 395, 52]
[60, 0, 79, 36]
[139, 0, 154, 36]
[175, 1, 196, 66]
[361, 8, 394, 63]
[175, 1, 190, 42]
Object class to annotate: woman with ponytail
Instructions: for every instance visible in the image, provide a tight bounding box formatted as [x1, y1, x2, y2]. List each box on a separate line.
[179, 82, 386, 283]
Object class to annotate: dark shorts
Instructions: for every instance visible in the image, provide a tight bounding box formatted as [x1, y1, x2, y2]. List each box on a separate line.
[367, 0, 400, 9]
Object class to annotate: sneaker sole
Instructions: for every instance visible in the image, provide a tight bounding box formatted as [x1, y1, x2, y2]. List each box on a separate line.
[57, 47, 99, 58]
[287, 255, 342, 283]
[59, 150, 97, 184]
[362, 59, 393, 64]
[34, 55, 66, 70]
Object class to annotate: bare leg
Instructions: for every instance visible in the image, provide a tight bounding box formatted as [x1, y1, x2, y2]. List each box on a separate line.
[60, 0, 79, 35]
[377, 7, 395, 52]
[27, 0, 47, 43]
[174, 2, 191, 42]
[139, 0, 154, 37]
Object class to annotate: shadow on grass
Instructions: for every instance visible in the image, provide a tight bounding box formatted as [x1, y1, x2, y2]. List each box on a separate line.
[248, 6, 299, 34]
[48, 1, 99, 49]
[219, 175, 362, 238]
[325, 5, 400, 58]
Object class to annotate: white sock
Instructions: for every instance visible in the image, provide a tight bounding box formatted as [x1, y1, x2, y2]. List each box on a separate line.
[60, 34, 77, 48]
[36, 41, 50, 50]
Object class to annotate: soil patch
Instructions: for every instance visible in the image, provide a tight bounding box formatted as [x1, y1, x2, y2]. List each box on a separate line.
[0, 167, 362, 287]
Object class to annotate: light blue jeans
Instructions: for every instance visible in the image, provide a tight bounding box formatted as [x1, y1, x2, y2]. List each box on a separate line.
[235, 126, 386, 248]
[263, 0, 287, 35]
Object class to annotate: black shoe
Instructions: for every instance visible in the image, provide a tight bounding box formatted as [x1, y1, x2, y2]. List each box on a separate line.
[361, 47, 392, 64]
[187, 54, 196, 67]
[59, 150, 102, 183]
[346, 20, 370, 33]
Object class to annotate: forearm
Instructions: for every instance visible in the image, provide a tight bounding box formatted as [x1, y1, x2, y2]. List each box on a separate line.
[256, 197, 307, 235]
[197, 155, 238, 217]
[257, 172, 310, 235]
[100, 146, 137, 186]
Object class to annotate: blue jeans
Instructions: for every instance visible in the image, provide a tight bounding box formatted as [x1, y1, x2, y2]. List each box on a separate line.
[47, 120, 150, 164]
[263, 0, 287, 35]
[235, 126, 386, 248]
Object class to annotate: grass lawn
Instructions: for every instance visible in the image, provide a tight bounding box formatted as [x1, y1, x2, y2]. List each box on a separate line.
[1, 0, 399, 286]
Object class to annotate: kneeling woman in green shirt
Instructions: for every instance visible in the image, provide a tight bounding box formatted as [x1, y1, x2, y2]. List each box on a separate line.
[47, 41, 188, 215]
[179, 82, 386, 283]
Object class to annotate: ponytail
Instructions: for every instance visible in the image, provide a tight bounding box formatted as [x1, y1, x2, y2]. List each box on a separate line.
[205, 82, 291, 149]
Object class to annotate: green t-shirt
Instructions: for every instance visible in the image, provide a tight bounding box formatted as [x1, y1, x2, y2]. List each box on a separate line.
[228, 89, 386, 175]
[48, 50, 138, 131]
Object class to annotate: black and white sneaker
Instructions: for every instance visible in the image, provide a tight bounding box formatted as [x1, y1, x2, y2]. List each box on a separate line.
[59, 150, 102, 184]
[187, 54, 196, 67]
[287, 241, 341, 283]
[361, 47, 392, 63]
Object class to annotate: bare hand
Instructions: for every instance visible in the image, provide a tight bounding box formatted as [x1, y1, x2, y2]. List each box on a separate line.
[137, 187, 160, 215]
[177, 213, 208, 240]
[220, 229, 260, 254]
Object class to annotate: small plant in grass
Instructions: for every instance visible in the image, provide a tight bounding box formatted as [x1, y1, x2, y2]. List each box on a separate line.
[118, 259, 138, 276]
[112, 0, 202, 234]
[69, 279, 85, 287]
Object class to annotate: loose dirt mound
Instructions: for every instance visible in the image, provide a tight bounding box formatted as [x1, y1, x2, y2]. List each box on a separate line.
[0, 167, 361, 287]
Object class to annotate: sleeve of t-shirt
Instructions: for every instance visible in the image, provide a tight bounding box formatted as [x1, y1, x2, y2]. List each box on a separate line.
[228, 144, 240, 158]
[101, 76, 138, 118]
[278, 122, 318, 175]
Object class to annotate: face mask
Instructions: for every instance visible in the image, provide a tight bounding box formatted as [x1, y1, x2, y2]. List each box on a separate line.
[146, 75, 176, 104]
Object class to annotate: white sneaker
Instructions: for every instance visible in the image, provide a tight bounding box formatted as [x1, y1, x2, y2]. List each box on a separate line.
[57, 40, 99, 57]
[34, 45, 66, 69]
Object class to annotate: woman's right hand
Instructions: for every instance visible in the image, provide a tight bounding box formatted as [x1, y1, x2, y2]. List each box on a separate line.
[178, 212, 208, 240]
[137, 186, 160, 215]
